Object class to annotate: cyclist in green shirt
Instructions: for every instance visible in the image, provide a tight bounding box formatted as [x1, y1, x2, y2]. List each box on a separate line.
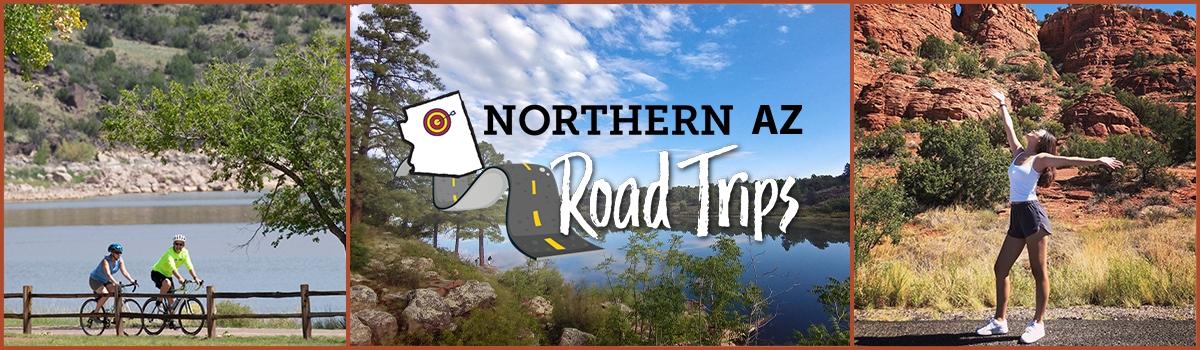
[151, 234, 203, 316]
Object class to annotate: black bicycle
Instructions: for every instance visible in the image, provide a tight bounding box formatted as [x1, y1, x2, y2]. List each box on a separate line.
[79, 282, 142, 336]
[142, 280, 205, 336]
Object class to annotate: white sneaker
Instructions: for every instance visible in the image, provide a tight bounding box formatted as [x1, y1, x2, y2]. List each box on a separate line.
[1019, 320, 1045, 344]
[976, 317, 1009, 335]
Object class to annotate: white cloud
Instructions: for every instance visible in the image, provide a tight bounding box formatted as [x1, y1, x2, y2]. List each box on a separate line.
[777, 4, 815, 18]
[778, 25, 789, 33]
[705, 17, 744, 36]
[407, 4, 681, 161]
[678, 43, 730, 72]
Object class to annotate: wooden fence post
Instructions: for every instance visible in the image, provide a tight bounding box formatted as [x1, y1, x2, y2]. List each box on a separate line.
[22, 286, 31, 335]
[207, 286, 216, 339]
[114, 287, 123, 337]
[301, 284, 311, 340]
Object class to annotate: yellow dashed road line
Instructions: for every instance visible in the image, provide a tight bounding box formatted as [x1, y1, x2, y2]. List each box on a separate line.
[531, 180, 536, 194]
[523, 163, 531, 170]
[533, 210, 542, 226]
[544, 238, 565, 250]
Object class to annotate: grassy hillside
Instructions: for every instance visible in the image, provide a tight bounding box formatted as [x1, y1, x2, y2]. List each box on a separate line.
[4, 4, 346, 163]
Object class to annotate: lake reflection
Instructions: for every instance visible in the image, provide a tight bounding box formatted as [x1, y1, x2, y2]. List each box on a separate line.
[435, 216, 850, 345]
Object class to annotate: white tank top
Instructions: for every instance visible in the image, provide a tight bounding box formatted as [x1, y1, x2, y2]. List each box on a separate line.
[1008, 151, 1040, 202]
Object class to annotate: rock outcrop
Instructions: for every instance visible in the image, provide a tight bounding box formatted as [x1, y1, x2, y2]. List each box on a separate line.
[401, 289, 456, 334]
[522, 296, 553, 322]
[443, 280, 497, 317]
[559, 328, 594, 346]
[1040, 5, 1195, 85]
[955, 4, 1041, 59]
[1058, 93, 1149, 137]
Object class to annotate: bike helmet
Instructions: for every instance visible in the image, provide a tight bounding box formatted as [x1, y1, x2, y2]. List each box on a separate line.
[173, 234, 187, 243]
[108, 243, 123, 254]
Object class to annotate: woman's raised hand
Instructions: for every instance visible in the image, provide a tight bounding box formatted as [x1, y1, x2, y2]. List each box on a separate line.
[1099, 157, 1124, 169]
[988, 87, 1006, 104]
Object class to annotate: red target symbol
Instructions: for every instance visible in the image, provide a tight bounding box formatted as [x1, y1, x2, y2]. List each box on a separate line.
[424, 108, 453, 136]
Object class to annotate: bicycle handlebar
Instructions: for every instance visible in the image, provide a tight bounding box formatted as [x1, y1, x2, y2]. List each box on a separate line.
[118, 282, 137, 293]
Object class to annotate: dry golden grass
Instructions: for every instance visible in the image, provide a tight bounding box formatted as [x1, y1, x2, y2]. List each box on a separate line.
[856, 207, 1195, 311]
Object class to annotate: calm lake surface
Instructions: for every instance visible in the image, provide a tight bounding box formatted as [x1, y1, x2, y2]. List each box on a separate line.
[433, 216, 851, 345]
[4, 192, 346, 314]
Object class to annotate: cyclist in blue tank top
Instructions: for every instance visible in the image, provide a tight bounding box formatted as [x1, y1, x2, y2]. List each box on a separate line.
[88, 243, 137, 322]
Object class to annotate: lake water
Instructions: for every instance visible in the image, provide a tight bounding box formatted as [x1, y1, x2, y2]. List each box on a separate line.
[4, 192, 346, 315]
[432, 216, 851, 345]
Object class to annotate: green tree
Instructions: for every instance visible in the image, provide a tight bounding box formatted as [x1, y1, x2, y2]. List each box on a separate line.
[349, 4, 444, 225]
[4, 4, 88, 82]
[103, 33, 347, 246]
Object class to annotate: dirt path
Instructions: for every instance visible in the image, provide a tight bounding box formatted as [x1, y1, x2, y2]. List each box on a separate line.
[4, 325, 345, 338]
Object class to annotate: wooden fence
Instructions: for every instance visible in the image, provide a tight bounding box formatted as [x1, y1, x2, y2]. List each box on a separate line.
[3, 284, 345, 339]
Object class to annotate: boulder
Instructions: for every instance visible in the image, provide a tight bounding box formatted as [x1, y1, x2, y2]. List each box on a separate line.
[442, 280, 496, 316]
[1139, 205, 1179, 220]
[348, 285, 377, 312]
[398, 257, 435, 272]
[474, 264, 501, 277]
[84, 175, 101, 184]
[1058, 93, 1148, 137]
[350, 273, 369, 286]
[522, 296, 553, 321]
[357, 309, 399, 345]
[559, 327, 594, 346]
[347, 312, 372, 346]
[51, 170, 72, 183]
[600, 301, 633, 314]
[401, 289, 455, 334]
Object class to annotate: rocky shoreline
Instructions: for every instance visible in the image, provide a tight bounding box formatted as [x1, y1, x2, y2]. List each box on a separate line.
[2, 150, 276, 202]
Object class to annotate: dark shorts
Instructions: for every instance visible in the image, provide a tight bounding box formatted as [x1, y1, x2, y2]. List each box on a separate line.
[151, 270, 172, 289]
[89, 278, 112, 292]
[1008, 200, 1053, 238]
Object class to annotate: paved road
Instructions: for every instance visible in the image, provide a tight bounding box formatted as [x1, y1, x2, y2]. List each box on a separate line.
[432, 163, 603, 260]
[855, 320, 1196, 346]
[4, 325, 345, 338]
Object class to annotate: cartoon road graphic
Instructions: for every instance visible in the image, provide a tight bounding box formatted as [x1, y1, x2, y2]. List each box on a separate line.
[429, 163, 604, 259]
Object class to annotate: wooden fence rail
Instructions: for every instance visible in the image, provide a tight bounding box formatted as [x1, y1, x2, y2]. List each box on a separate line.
[3, 284, 345, 339]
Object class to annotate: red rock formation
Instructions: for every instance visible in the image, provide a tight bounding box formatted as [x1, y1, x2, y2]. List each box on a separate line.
[955, 4, 1041, 59]
[1112, 62, 1195, 95]
[1039, 4, 1196, 84]
[853, 4, 957, 96]
[855, 73, 1002, 131]
[1057, 93, 1150, 137]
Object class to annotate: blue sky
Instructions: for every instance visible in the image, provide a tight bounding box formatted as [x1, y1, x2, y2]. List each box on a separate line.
[353, 4, 850, 187]
[1024, 4, 1196, 19]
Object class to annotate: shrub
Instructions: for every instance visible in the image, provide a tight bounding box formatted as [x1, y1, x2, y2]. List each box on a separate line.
[1064, 133, 1174, 188]
[920, 59, 938, 74]
[1019, 61, 1043, 81]
[214, 300, 256, 327]
[262, 14, 279, 29]
[1017, 103, 1044, 119]
[1174, 10, 1186, 17]
[81, 26, 113, 48]
[55, 88, 71, 104]
[1041, 120, 1065, 137]
[300, 19, 322, 34]
[1130, 49, 1149, 68]
[33, 140, 51, 165]
[1060, 72, 1080, 85]
[348, 226, 371, 272]
[1113, 89, 1195, 163]
[889, 59, 908, 74]
[955, 53, 981, 78]
[1148, 69, 1165, 78]
[915, 78, 935, 88]
[855, 127, 907, 160]
[274, 25, 296, 46]
[918, 34, 952, 60]
[896, 120, 1010, 209]
[165, 54, 196, 85]
[4, 103, 40, 130]
[55, 140, 96, 163]
[853, 175, 911, 263]
[71, 117, 103, 138]
[865, 36, 881, 54]
[983, 56, 999, 71]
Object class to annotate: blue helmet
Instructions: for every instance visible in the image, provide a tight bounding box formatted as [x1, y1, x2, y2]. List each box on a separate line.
[108, 243, 123, 254]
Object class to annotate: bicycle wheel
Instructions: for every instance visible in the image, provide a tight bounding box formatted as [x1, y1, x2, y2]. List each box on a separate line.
[176, 297, 205, 335]
[142, 298, 167, 335]
[120, 298, 143, 336]
[79, 298, 106, 336]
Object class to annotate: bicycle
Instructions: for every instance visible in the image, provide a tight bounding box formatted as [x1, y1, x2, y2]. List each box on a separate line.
[142, 280, 206, 336]
[79, 282, 142, 336]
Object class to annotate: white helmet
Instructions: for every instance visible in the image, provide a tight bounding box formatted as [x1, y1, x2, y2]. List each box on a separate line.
[173, 234, 187, 243]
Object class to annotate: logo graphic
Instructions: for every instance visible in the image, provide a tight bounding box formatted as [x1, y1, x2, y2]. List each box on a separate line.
[398, 91, 484, 177]
[398, 91, 604, 260]
[423, 108, 452, 136]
